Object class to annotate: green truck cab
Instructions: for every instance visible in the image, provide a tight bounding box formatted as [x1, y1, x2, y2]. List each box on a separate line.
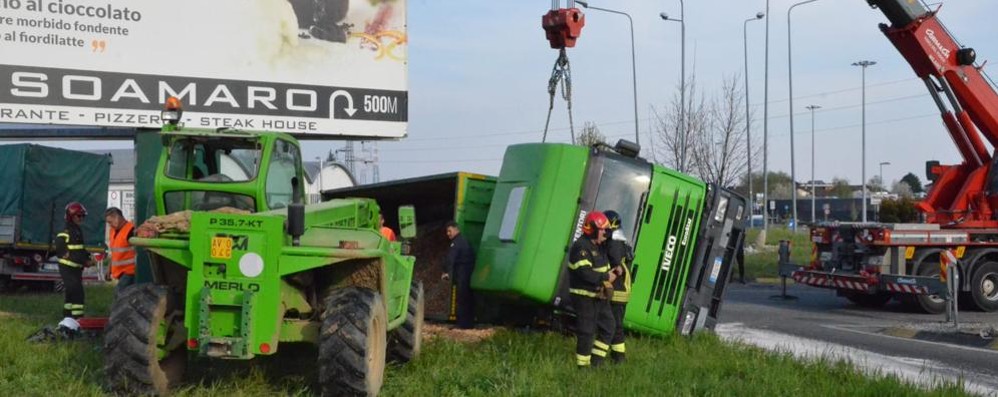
[473, 141, 746, 336]
[104, 124, 423, 396]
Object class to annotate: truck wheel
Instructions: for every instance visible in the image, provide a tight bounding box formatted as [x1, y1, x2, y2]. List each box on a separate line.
[319, 287, 387, 397]
[389, 281, 424, 363]
[970, 261, 998, 312]
[103, 284, 187, 395]
[844, 291, 892, 308]
[913, 260, 947, 314]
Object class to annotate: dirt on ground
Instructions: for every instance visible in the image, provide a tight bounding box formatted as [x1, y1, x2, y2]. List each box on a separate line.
[135, 207, 251, 238]
[421, 323, 497, 344]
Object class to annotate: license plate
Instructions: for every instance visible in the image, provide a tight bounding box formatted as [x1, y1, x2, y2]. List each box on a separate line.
[211, 237, 233, 259]
[820, 252, 833, 261]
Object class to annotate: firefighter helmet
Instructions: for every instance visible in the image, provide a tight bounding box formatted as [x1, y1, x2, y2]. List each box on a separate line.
[581, 211, 610, 237]
[65, 202, 87, 221]
[603, 210, 621, 231]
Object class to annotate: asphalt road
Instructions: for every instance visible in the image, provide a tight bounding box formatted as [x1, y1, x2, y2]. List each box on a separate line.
[718, 282, 998, 395]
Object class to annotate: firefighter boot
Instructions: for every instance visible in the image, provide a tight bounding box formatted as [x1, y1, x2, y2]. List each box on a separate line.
[611, 348, 626, 364]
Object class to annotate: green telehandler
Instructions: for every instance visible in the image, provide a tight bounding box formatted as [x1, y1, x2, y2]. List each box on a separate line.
[102, 101, 423, 396]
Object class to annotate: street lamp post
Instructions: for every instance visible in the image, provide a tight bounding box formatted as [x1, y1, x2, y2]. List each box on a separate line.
[853, 60, 876, 222]
[879, 161, 891, 191]
[744, 12, 764, 225]
[660, 0, 685, 171]
[806, 105, 821, 222]
[763, 0, 770, 237]
[787, 0, 819, 232]
[576, 1, 640, 145]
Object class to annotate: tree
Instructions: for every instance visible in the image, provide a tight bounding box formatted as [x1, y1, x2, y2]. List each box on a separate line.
[578, 122, 606, 147]
[829, 177, 853, 198]
[653, 73, 752, 189]
[734, 171, 793, 198]
[868, 176, 885, 193]
[892, 180, 914, 199]
[770, 183, 795, 200]
[901, 172, 924, 193]
[879, 197, 919, 223]
[690, 75, 748, 188]
[652, 74, 707, 173]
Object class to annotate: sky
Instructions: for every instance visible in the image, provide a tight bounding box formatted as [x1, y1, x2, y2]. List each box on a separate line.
[4, 0, 998, 188]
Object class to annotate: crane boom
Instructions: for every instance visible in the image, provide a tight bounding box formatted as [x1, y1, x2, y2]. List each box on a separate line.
[869, 0, 998, 228]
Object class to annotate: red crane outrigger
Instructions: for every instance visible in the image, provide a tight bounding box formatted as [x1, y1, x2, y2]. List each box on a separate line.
[790, 0, 998, 314]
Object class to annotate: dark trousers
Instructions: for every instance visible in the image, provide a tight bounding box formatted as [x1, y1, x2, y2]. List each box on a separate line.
[610, 303, 627, 357]
[572, 294, 597, 364]
[454, 267, 475, 329]
[572, 294, 614, 366]
[58, 265, 84, 319]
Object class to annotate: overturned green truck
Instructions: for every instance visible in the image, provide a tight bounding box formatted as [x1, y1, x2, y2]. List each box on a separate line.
[327, 140, 747, 336]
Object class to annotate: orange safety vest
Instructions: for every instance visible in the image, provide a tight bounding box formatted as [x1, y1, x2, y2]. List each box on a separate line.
[109, 221, 136, 279]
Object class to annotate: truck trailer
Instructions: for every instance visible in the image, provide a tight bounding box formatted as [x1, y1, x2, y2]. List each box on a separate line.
[0, 144, 110, 292]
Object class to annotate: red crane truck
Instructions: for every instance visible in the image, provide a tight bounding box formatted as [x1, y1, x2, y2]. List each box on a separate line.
[793, 0, 998, 314]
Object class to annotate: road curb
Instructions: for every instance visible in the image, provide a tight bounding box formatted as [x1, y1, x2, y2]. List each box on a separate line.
[881, 326, 998, 350]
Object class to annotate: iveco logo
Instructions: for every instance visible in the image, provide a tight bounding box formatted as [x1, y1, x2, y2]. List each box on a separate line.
[661, 235, 678, 272]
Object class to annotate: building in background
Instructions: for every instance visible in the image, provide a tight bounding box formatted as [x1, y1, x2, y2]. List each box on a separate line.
[304, 160, 357, 203]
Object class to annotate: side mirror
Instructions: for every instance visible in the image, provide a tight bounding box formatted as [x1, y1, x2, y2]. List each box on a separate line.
[398, 205, 417, 240]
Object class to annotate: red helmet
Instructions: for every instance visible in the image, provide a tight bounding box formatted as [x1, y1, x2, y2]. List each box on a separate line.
[65, 202, 87, 221]
[581, 211, 610, 237]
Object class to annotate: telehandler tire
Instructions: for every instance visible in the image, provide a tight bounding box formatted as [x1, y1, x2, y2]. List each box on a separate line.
[103, 284, 187, 395]
[389, 281, 424, 362]
[319, 287, 388, 397]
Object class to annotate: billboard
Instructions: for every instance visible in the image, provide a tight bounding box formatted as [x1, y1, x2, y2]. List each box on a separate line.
[0, 0, 408, 138]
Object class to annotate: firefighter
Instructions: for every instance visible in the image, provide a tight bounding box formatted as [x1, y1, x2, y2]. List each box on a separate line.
[104, 207, 136, 297]
[568, 211, 617, 368]
[54, 202, 94, 334]
[442, 221, 476, 329]
[603, 210, 633, 363]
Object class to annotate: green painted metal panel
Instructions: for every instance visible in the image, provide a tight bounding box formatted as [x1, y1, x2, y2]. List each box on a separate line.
[472, 144, 588, 303]
[135, 129, 164, 284]
[624, 165, 707, 335]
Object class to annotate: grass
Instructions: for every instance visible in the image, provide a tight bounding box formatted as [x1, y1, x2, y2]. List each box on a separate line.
[741, 227, 812, 281]
[0, 285, 971, 396]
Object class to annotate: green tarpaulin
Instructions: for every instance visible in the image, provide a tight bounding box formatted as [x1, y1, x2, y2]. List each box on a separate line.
[0, 144, 110, 248]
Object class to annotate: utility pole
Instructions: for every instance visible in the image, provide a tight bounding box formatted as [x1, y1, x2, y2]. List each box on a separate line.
[806, 104, 821, 223]
[744, 12, 764, 225]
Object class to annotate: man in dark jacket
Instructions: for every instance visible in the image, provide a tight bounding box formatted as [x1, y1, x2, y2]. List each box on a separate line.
[603, 210, 633, 363]
[568, 211, 617, 368]
[54, 202, 94, 334]
[442, 221, 476, 329]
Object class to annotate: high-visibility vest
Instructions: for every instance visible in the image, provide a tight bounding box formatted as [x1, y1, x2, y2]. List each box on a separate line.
[109, 222, 136, 278]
